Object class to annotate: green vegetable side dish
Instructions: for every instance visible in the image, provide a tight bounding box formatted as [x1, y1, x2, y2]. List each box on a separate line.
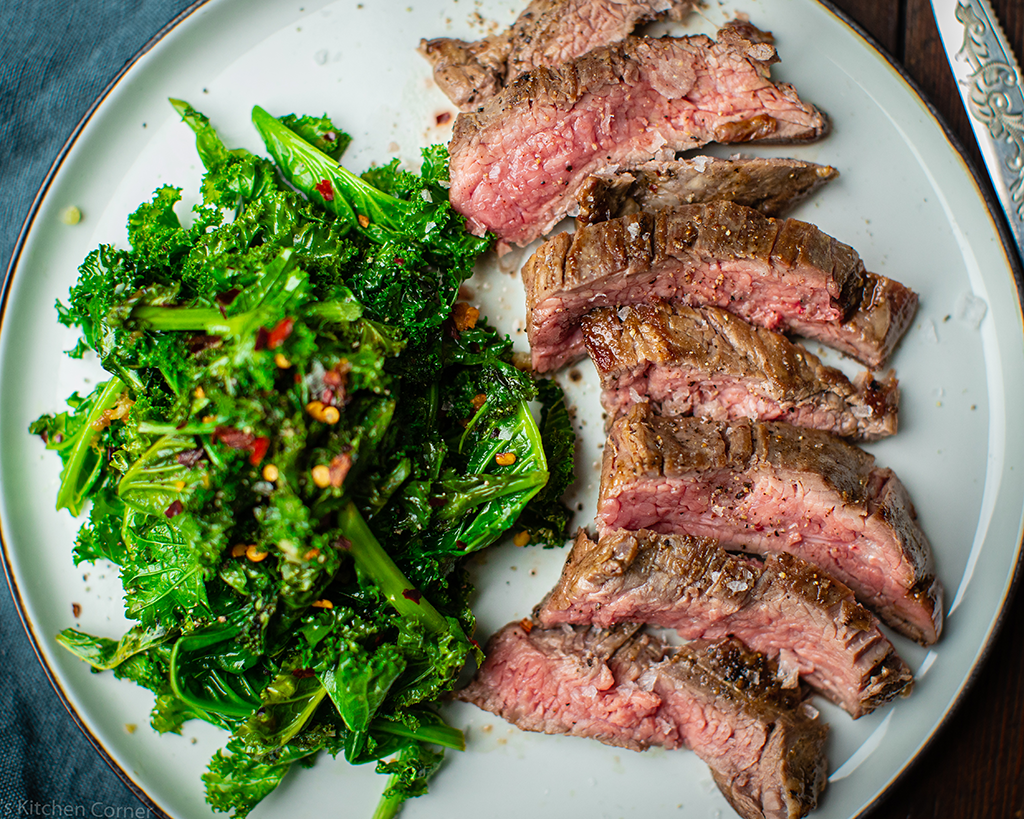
[30, 100, 575, 819]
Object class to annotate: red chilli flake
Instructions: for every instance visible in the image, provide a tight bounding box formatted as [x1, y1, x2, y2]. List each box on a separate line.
[267, 317, 294, 349]
[402, 588, 423, 604]
[291, 668, 316, 679]
[165, 500, 184, 518]
[249, 436, 270, 466]
[315, 179, 334, 201]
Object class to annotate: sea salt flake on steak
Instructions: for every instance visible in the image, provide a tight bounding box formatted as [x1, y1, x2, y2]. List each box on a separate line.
[459, 622, 828, 819]
[582, 302, 899, 440]
[521, 201, 917, 372]
[575, 156, 840, 225]
[447, 24, 829, 247]
[536, 528, 914, 717]
[597, 404, 944, 644]
[419, 0, 699, 112]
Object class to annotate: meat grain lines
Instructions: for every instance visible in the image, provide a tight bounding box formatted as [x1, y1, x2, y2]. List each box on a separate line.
[420, 0, 700, 111]
[459, 624, 829, 819]
[574, 156, 840, 226]
[521, 202, 916, 372]
[446, 20, 829, 247]
[420, 3, 941, 818]
[536, 529, 914, 718]
[581, 302, 899, 441]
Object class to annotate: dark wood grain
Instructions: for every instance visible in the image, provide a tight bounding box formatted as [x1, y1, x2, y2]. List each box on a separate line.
[823, 1, 1024, 817]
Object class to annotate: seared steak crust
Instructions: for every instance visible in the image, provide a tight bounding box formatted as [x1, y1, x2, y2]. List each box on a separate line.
[597, 405, 944, 644]
[582, 302, 899, 440]
[448, 27, 829, 246]
[575, 156, 840, 224]
[459, 622, 828, 819]
[420, 0, 698, 111]
[799, 270, 920, 368]
[537, 528, 914, 717]
[520, 201, 900, 372]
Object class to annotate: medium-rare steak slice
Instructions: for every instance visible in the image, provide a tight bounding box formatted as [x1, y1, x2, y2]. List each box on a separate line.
[419, 0, 698, 112]
[793, 270, 919, 368]
[575, 156, 840, 224]
[521, 201, 916, 372]
[459, 622, 828, 819]
[448, 24, 829, 246]
[581, 302, 899, 440]
[597, 405, 944, 644]
[536, 528, 914, 717]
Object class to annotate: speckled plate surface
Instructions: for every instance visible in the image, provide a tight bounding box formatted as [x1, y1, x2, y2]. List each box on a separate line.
[1, 1, 1022, 817]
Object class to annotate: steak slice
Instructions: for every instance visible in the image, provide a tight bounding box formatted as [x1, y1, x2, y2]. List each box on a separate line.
[793, 270, 919, 368]
[521, 201, 915, 372]
[575, 156, 840, 225]
[459, 622, 828, 819]
[419, 0, 698, 112]
[448, 24, 829, 246]
[597, 405, 944, 644]
[581, 302, 899, 441]
[537, 528, 914, 717]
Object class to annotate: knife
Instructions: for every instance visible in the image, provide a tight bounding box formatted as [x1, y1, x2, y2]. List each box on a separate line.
[931, 0, 1024, 254]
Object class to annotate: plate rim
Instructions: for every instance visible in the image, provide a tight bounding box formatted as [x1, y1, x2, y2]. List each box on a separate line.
[1, 1, 1022, 817]
[0, 1, 208, 815]
[810, 0, 1024, 813]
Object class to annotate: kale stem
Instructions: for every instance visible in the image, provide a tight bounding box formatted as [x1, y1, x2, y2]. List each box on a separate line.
[137, 421, 219, 435]
[56, 377, 126, 515]
[371, 779, 405, 819]
[131, 305, 225, 332]
[371, 718, 465, 751]
[336, 502, 455, 638]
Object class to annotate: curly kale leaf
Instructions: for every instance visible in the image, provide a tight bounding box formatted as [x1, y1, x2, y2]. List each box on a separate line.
[277, 112, 352, 160]
[119, 508, 211, 627]
[372, 742, 446, 819]
[250, 105, 490, 340]
[204, 737, 314, 819]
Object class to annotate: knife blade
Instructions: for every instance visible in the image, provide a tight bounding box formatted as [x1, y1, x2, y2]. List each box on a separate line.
[931, 0, 1024, 254]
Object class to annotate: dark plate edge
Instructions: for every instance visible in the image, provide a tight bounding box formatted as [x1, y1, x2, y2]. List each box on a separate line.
[0, 1, 211, 816]
[812, 1, 1024, 817]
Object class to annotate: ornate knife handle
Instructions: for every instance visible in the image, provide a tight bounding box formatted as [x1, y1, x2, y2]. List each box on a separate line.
[955, 1, 1024, 235]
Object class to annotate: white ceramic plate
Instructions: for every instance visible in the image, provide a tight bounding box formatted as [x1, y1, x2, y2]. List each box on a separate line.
[2, 1, 1023, 817]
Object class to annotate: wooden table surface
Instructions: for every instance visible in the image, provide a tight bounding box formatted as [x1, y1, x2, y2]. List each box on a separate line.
[825, 3, 1024, 817]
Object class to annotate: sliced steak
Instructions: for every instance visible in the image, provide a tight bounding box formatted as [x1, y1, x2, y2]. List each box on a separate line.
[795, 270, 920, 368]
[597, 405, 944, 644]
[537, 528, 914, 717]
[521, 202, 915, 372]
[448, 25, 829, 246]
[576, 156, 839, 224]
[582, 302, 899, 440]
[459, 622, 828, 819]
[420, 0, 698, 112]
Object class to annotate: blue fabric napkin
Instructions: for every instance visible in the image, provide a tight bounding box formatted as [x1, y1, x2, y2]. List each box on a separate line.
[1, 2, 198, 814]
